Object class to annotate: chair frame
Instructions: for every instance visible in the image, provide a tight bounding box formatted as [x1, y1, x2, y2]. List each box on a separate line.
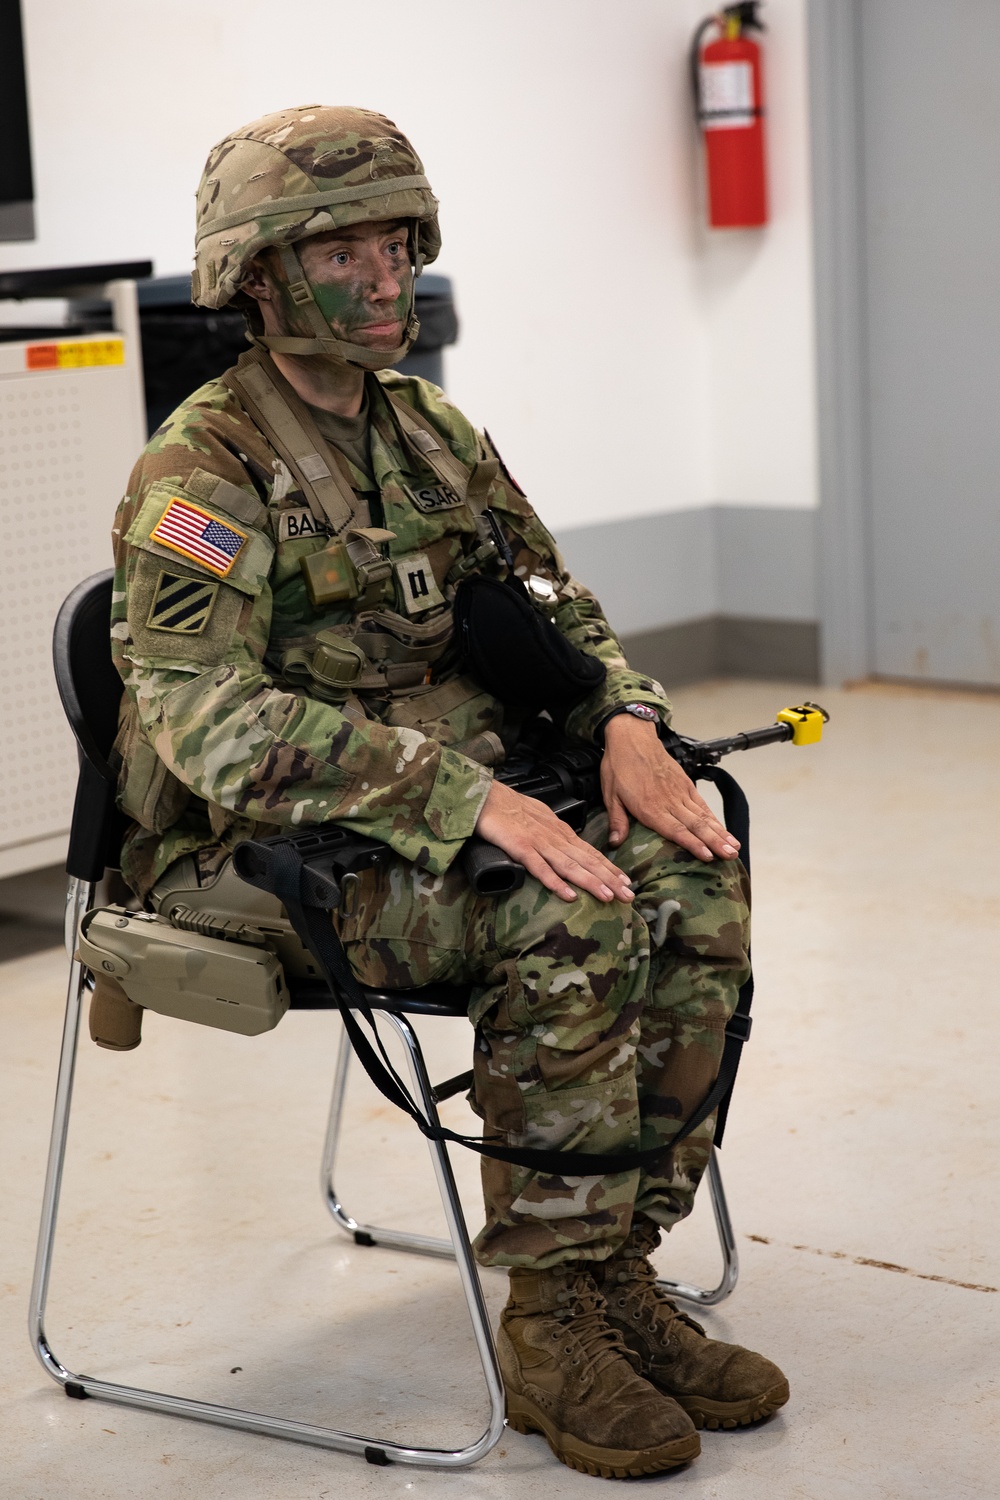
[29, 570, 739, 1472]
[31, 875, 506, 1468]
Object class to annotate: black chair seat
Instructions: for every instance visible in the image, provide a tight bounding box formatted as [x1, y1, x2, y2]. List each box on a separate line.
[288, 979, 472, 1017]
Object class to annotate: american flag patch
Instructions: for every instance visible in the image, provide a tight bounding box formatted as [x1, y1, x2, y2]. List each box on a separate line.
[150, 498, 247, 577]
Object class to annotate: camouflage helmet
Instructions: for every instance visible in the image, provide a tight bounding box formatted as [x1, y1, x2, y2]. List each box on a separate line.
[192, 104, 440, 368]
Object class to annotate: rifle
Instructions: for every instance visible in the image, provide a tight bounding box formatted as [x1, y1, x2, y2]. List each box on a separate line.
[461, 701, 829, 895]
[234, 702, 829, 906]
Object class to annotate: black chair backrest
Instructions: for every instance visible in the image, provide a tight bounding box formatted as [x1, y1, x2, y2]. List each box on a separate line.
[52, 569, 122, 778]
[53, 570, 127, 880]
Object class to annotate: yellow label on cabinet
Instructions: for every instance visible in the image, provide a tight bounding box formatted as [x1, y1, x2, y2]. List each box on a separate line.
[26, 338, 125, 371]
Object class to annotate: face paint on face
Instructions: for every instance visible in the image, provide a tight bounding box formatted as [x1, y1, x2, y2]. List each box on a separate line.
[256, 226, 414, 361]
[310, 269, 412, 346]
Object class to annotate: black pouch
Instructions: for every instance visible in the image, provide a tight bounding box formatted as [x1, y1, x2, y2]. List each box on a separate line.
[452, 573, 605, 712]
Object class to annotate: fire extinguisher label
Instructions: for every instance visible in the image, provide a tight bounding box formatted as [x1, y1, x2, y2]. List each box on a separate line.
[700, 61, 755, 129]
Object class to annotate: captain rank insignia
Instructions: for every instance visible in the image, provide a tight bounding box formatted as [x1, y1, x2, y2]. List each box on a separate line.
[394, 552, 445, 615]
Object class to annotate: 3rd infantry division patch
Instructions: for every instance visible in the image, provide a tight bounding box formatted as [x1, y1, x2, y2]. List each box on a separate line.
[146, 571, 220, 635]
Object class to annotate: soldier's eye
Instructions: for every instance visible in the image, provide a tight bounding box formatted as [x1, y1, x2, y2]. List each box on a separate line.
[386, 241, 402, 256]
[333, 250, 351, 267]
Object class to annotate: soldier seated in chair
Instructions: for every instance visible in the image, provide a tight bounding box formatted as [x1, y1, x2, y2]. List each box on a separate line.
[108, 105, 788, 1479]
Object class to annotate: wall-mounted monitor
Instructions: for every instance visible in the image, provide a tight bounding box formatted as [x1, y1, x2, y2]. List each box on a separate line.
[0, 0, 35, 241]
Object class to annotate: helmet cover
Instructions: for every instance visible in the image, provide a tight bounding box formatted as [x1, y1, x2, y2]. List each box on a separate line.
[192, 104, 440, 311]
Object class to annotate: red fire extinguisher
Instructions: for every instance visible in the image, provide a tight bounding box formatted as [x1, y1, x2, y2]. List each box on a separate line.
[691, 3, 768, 228]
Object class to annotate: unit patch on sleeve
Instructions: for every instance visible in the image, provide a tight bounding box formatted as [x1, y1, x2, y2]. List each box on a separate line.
[394, 552, 446, 615]
[277, 506, 325, 543]
[150, 497, 248, 576]
[404, 482, 464, 515]
[145, 571, 220, 635]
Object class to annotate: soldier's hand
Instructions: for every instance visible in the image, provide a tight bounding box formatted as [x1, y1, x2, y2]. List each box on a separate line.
[601, 715, 740, 862]
[475, 780, 635, 904]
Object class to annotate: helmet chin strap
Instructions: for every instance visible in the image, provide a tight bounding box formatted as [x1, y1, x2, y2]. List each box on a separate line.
[258, 236, 421, 371]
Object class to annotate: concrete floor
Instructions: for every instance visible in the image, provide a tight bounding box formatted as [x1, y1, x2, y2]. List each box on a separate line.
[2, 679, 997, 1499]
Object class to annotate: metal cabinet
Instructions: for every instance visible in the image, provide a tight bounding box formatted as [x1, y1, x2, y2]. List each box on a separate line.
[0, 267, 147, 877]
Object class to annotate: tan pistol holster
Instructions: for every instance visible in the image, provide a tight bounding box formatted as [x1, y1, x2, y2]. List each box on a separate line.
[79, 905, 290, 1041]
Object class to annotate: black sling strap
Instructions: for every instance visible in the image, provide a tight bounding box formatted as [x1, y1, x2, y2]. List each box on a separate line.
[680, 765, 753, 1151]
[258, 763, 753, 1177]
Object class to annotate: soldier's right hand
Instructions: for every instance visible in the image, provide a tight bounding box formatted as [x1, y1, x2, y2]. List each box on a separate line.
[475, 780, 634, 904]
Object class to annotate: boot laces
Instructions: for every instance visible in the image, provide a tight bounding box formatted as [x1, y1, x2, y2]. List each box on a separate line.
[614, 1251, 705, 1338]
[551, 1274, 638, 1378]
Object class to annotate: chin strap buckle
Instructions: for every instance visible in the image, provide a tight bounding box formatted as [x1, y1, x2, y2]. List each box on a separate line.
[287, 278, 315, 306]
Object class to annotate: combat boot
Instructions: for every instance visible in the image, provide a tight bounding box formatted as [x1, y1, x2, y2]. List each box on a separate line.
[498, 1263, 700, 1477]
[595, 1216, 789, 1430]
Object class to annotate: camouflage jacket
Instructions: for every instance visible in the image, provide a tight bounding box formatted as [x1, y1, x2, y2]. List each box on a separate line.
[111, 365, 671, 898]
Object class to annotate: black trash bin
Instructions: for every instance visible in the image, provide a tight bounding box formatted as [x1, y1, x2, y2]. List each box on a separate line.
[74, 272, 459, 435]
[394, 272, 459, 388]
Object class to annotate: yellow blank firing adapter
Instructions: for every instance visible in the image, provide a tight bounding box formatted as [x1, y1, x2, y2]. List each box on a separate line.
[775, 702, 829, 746]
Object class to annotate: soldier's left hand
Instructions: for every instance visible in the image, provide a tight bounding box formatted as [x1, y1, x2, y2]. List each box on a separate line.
[601, 715, 740, 862]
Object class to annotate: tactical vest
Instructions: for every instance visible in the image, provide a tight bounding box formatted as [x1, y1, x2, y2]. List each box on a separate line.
[220, 347, 509, 741]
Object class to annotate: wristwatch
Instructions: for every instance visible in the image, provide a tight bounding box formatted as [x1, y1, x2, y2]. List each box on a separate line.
[600, 702, 661, 742]
[615, 702, 659, 723]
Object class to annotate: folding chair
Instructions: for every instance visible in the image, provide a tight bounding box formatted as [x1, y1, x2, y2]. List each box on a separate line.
[29, 569, 738, 1471]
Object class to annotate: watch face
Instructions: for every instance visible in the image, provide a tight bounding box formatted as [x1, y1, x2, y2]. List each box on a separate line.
[624, 703, 658, 722]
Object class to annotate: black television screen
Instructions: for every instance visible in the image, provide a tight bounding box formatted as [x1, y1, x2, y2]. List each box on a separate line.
[0, 0, 35, 241]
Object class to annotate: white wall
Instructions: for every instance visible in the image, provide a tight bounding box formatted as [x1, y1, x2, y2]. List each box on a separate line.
[5, 0, 817, 534]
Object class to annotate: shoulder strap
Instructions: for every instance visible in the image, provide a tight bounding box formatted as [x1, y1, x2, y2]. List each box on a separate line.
[383, 390, 499, 520]
[221, 348, 362, 536]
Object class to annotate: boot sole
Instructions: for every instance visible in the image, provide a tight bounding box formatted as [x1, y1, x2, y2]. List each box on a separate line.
[676, 1378, 790, 1431]
[506, 1393, 701, 1478]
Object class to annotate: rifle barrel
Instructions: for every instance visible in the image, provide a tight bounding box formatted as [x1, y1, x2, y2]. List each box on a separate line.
[693, 722, 794, 760]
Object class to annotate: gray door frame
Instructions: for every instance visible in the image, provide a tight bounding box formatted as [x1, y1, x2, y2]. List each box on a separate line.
[807, 0, 872, 685]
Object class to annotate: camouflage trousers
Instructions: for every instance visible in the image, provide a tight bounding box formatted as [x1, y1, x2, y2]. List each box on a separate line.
[340, 812, 750, 1271]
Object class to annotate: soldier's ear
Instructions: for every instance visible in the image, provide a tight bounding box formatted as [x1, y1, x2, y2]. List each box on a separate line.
[241, 254, 275, 303]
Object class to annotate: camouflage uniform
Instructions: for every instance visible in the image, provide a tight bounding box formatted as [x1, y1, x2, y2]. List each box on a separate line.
[340, 809, 748, 1268]
[111, 105, 750, 1270]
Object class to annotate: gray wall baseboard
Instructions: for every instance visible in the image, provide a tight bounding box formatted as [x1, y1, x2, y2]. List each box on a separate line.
[554, 503, 820, 685]
[622, 616, 820, 689]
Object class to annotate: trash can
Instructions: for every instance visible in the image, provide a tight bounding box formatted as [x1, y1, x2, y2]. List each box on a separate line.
[396, 272, 459, 388]
[73, 272, 460, 435]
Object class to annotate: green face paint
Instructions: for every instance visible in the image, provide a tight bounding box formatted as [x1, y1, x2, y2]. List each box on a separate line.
[310, 270, 412, 341]
[270, 247, 413, 345]
[261, 232, 416, 367]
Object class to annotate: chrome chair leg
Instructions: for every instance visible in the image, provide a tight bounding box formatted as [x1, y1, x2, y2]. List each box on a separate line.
[380, 1012, 505, 1449]
[656, 1149, 740, 1307]
[30, 876, 94, 1387]
[319, 1020, 365, 1241]
[321, 1021, 454, 1259]
[29, 908, 505, 1468]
